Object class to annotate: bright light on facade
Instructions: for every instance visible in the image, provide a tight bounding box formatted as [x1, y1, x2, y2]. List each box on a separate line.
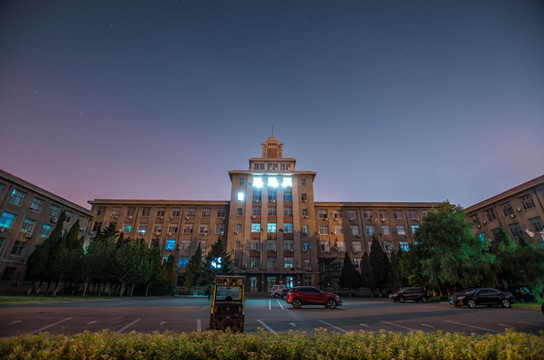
[282, 177, 292, 187]
[268, 177, 279, 187]
[237, 192, 245, 201]
[253, 177, 263, 188]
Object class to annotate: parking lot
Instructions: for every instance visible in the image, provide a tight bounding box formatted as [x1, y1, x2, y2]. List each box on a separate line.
[1, 296, 543, 337]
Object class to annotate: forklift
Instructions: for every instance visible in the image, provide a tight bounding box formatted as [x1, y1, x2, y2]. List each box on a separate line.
[208, 275, 245, 332]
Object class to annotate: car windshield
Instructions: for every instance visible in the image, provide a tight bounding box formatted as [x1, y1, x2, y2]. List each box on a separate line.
[215, 286, 241, 301]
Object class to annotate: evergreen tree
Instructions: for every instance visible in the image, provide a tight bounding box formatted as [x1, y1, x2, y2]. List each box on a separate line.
[388, 249, 402, 289]
[359, 252, 373, 290]
[317, 256, 341, 289]
[369, 237, 391, 297]
[202, 237, 234, 290]
[184, 243, 204, 294]
[339, 252, 360, 296]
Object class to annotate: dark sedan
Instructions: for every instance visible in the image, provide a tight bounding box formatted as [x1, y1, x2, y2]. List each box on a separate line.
[449, 288, 515, 309]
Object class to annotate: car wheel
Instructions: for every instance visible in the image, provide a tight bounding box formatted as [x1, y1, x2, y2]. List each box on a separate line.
[501, 299, 511, 308]
[398, 296, 405, 303]
[420, 296, 427, 303]
[467, 299, 476, 308]
[454, 301, 461, 307]
[292, 299, 302, 309]
[274, 293, 279, 298]
[326, 299, 337, 309]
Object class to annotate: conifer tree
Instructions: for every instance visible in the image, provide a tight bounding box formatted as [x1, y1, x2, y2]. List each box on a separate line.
[339, 252, 360, 296]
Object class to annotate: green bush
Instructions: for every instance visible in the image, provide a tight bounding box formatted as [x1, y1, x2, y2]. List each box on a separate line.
[0, 329, 542, 360]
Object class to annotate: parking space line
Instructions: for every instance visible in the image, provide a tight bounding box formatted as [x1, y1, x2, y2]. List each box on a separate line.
[8, 320, 22, 325]
[257, 319, 278, 336]
[87, 321, 97, 325]
[116, 318, 140, 333]
[445, 320, 499, 333]
[381, 321, 417, 332]
[320, 320, 347, 333]
[268, 298, 272, 310]
[32, 317, 72, 334]
[289, 322, 296, 327]
[421, 323, 434, 329]
[197, 319, 202, 332]
[498, 323, 513, 328]
[359, 323, 369, 328]
[275, 298, 285, 310]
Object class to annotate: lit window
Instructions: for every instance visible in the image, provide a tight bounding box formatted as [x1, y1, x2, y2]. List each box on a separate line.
[411, 225, 419, 234]
[396, 225, 406, 235]
[179, 257, 189, 268]
[302, 225, 309, 234]
[399, 241, 409, 251]
[282, 177, 292, 187]
[284, 257, 294, 268]
[165, 239, 176, 250]
[30, 198, 44, 212]
[237, 192, 245, 201]
[253, 177, 263, 188]
[267, 223, 277, 233]
[138, 223, 147, 234]
[123, 224, 132, 232]
[303, 241, 310, 251]
[9, 189, 26, 206]
[21, 219, 35, 233]
[365, 225, 374, 235]
[0, 212, 16, 228]
[284, 223, 293, 233]
[40, 224, 52, 238]
[268, 177, 279, 187]
[251, 223, 261, 233]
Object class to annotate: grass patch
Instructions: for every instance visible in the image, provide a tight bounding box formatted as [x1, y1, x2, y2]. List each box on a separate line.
[0, 329, 542, 359]
[0, 295, 117, 306]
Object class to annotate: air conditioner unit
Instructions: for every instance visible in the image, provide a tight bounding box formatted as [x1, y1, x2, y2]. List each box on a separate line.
[306, 268, 311, 272]
[415, 218, 420, 222]
[234, 231, 239, 235]
[255, 249, 260, 253]
[279, 228, 284, 232]
[0, 227, 4, 232]
[334, 217, 338, 221]
[302, 199, 308, 203]
[356, 234, 362, 238]
[517, 208, 522, 212]
[255, 199, 260, 203]
[51, 217, 58, 223]
[242, 264, 248, 269]
[289, 249, 294, 253]
[331, 231, 336, 235]
[159, 216, 164, 220]
[80, 227, 86, 232]
[129, 216, 133, 220]
[303, 215, 309, 219]
[167, 232, 172, 236]
[251, 215, 256, 219]
[477, 225, 481, 229]
[270, 200, 276, 203]
[349, 218, 354, 222]
[154, 232, 161, 236]
[483, 220, 487, 224]
[333, 247, 338, 251]
[272, 249, 277, 253]
[169, 216, 174, 220]
[380, 218, 386, 222]
[510, 214, 515, 218]
[302, 249, 308, 252]
[185, 216, 190, 220]
[25, 232, 32, 238]
[112, 215, 119, 219]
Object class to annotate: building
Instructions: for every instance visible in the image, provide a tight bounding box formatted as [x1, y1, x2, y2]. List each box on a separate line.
[465, 175, 544, 245]
[88, 137, 441, 294]
[0, 169, 94, 287]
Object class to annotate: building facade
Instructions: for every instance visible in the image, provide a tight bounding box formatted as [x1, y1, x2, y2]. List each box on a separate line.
[0, 169, 94, 287]
[465, 175, 544, 245]
[88, 137, 441, 294]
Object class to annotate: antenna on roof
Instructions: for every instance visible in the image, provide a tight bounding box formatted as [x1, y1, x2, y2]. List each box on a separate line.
[271, 126, 274, 137]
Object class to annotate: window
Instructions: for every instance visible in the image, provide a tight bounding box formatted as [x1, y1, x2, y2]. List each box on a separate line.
[302, 208, 308, 217]
[253, 189, 262, 202]
[199, 224, 209, 235]
[284, 257, 294, 268]
[384, 241, 393, 252]
[251, 223, 261, 233]
[347, 210, 356, 220]
[335, 224, 343, 235]
[65, 211, 73, 222]
[30, 198, 44, 212]
[123, 224, 132, 232]
[184, 224, 193, 233]
[381, 225, 390, 235]
[237, 208, 243, 216]
[215, 224, 224, 234]
[378, 210, 388, 220]
[250, 257, 259, 268]
[396, 225, 406, 235]
[40, 224, 52, 237]
[127, 207, 136, 217]
[165, 239, 176, 250]
[529, 217, 544, 232]
[216, 209, 226, 218]
[267, 223, 277, 233]
[268, 189, 277, 202]
[92, 222, 102, 233]
[138, 223, 147, 234]
[301, 193, 308, 202]
[352, 241, 362, 253]
[141, 207, 151, 217]
[300, 179, 306, 186]
[363, 210, 373, 220]
[237, 192, 245, 201]
[520, 194, 535, 210]
[21, 218, 35, 233]
[477, 232, 486, 242]
[350, 225, 359, 235]
[235, 241, 242, 250]
[156, 208, 166, 217]
[0, 212, 16, 228]
[240, 178, 245, 185]
[235, 224, 242, 233]
[399, 241, 409, 251]
[337, 240, 346, 251]
[393, 210, 402, 219]
[284, 239, 294, 250]
[411, 225, 419, 234]
[168, 224, 178, 233]
[318, 210, 328, 219]
[502, 202, 514, 216]
[471, 215, 481, 226]
[484, 208, 497, 222]
[365, 225, 374, 235]
[267, 257, 277, 268]
[267, 239, 277, 250]
[186, 208, 196, 217]
[303, 241, 310, 251]
[233, 258, 240, 268]
[320, 241, 330, 252]
[302, 225, 309, 234]
[9, 189, 26, 205]
[283, 188, 292, 201]
[251, 239, 260, 251]
[284, 223, 293, 233]
[49, 205, 60, 217]
[181, 240, 191, 250]
[254, 163, 265, 170]
[284, 207, 293, 217]
[201, 208, 211, 217]
[11, 241, 25, 256]
[509, 223, 522, 237]
[153, 224, 163, 234]
[407, 210, 418, 220]
[179, 257, 189, 268]
[319, 225, 329, 235]
[171, 208, 181, 217]
[268, 206, 277, 216]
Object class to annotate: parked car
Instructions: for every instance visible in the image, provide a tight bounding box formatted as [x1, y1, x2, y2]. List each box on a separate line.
[269, 284, 287, 298]
[279, 287, 293, 299]
[512, 287, 537, 303]
[286, 286, 342, 309]
[449, 288, 515, 309]
[389, 287, 428, 303]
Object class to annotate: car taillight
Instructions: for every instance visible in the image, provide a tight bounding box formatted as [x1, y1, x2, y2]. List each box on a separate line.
[238, 306, 242, 313]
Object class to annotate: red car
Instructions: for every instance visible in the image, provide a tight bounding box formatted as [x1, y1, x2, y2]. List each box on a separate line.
[286, 286, 342, 309]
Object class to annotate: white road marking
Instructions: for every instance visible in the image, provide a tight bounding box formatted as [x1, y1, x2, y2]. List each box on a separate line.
[275, 298, 285, 310]
[421, 323, 434, 328]
[498, 323, 513, 328]
[197, 319, 202, 332]
[359, 323, 369, 328]
[87, 321, 97, 325]
[160, 321, 166, 326]
[519, 320, 540, 326]
[32, 317, 72, 334]
[319, 320, 348, 333]
[269, 298, 272, 310]
[289, 322, 296, 327]
[257, 319, 278, 336]
[445, 320, 499, 333]
[381, 321, 418, 332]
[8, 320, 21, 325]
[116, 318, 140, 333]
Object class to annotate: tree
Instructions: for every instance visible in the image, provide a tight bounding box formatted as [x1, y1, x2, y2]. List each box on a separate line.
[339, 252, 360, 296]
[369, 237, 391, 297]
[202, 237, 234, 290]
[184, 243, 204, 294]
[388, 249, 402, 289]
[359, 252, 373, 290]
[317, 256, 341, 289]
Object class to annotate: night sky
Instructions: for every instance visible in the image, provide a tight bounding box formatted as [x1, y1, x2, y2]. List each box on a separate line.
[1, 1, 543, 210]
